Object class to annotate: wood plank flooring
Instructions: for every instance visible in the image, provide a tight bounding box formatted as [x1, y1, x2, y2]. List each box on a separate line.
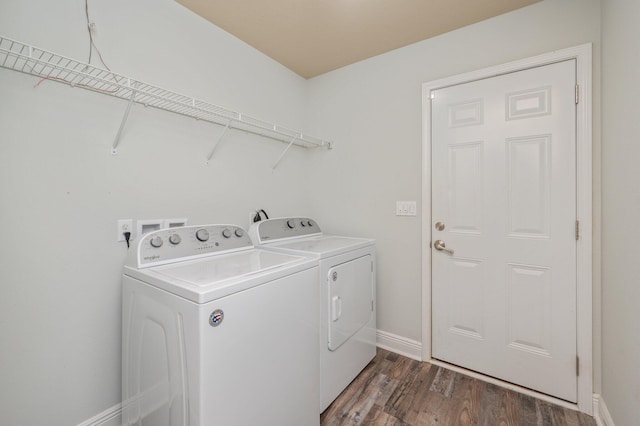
[320, 349, 596, 426]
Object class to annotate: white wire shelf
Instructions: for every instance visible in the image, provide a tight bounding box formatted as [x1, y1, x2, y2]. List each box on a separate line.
[0, 35, 332, 159]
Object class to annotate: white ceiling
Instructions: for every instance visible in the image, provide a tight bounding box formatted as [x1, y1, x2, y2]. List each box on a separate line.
[175, 0, 541, 79]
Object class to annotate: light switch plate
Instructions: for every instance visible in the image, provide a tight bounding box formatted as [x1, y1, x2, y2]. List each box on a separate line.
[396, 201, 417, 216]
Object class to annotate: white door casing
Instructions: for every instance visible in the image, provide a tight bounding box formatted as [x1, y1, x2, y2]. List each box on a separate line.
[421, 44, 593, 414]
[431, 59, 577, 402]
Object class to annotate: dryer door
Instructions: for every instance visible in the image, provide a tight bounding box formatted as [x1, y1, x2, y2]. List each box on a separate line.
[327, 254, 373, 351]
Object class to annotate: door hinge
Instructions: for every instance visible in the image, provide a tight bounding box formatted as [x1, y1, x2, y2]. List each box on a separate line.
[575, 220, 580, 241]
[576, 355, 580, 376]
[575, 84, 579, 104]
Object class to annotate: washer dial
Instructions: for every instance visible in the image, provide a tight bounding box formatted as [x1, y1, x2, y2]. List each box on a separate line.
[149, 236, 163, 248]
[196, 229, 210, 242]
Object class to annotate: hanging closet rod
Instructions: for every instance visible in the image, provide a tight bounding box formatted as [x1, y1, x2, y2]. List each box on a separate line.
[0, 35, 333, 150]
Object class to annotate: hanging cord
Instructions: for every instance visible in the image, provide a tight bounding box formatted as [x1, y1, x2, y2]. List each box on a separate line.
[35, 0, 112, 88]
[252, 209, 270, 223]
[85, 0, 110, 70]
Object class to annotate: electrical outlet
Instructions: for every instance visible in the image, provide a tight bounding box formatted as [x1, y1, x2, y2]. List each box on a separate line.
[117, 219, 133, 242]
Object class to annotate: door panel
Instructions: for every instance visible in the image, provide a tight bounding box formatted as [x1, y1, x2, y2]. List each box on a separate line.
[448, 258, 484, 340]
[506, 263, 552, 356]
[431, 60, 577, 402]
[506, 135, 551, 237]
[449, 141, 483, 234]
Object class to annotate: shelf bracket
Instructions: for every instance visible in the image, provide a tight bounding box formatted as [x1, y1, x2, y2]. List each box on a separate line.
[205, 119, 233, 164]
[112, 82, 138, 155]
[272, 135, 298, 170]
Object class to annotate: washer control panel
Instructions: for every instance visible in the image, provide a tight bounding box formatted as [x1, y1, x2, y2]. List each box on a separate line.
[253, 217, 322, 243]
[135, 224, 252, 267]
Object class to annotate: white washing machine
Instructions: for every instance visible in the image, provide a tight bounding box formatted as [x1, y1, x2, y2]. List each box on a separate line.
[249, 217, 376, 411]
[122, 224, 320, 426]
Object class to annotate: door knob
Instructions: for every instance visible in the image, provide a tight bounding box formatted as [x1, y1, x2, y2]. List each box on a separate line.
[434, 240, 454, 255]
[435, 222, 445, 231]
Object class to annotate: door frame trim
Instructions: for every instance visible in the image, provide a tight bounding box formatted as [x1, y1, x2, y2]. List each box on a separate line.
[421, 44, 593, 414]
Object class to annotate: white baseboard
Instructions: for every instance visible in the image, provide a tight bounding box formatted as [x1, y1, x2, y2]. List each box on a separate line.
[376, 329, 422, 361]
[76, 403, 122, 426]
[593, 394, 615, 426]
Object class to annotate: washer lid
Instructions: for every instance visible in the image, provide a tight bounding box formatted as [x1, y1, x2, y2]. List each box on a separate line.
[154, 249, 301, 285]
[267, 235, 375, 258]
[125, 249, 316, 303]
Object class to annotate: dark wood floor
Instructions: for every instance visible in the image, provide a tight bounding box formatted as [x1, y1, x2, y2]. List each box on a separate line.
[320, 349, 596, 426]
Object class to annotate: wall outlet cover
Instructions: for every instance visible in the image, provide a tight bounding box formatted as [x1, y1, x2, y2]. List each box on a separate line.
[117, 219, 133, 242]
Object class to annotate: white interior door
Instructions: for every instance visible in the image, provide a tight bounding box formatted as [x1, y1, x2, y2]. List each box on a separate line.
[431, 59, 577, 402]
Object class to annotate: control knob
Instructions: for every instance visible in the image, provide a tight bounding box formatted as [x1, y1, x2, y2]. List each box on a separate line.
[168, 234, 181, 245]
[149, 236, 163, 248]
[300, 220, 307, 227]
[222, 228, 232, 238]
[286, 219, 295, 229]
[235, 228, 244, 238]
[196, 229, 210, 242]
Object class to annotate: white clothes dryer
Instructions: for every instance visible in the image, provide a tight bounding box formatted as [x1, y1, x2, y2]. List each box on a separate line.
[249, 217, 376, 411]
[122, 224, 320, 426]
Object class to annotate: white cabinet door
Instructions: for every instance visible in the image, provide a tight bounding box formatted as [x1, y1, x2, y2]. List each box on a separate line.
[431, 59, 577, 402]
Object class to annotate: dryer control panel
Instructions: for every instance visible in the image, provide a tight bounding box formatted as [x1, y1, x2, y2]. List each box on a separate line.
[131, 224, 252, 268]
[250, 217, 322, 244]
